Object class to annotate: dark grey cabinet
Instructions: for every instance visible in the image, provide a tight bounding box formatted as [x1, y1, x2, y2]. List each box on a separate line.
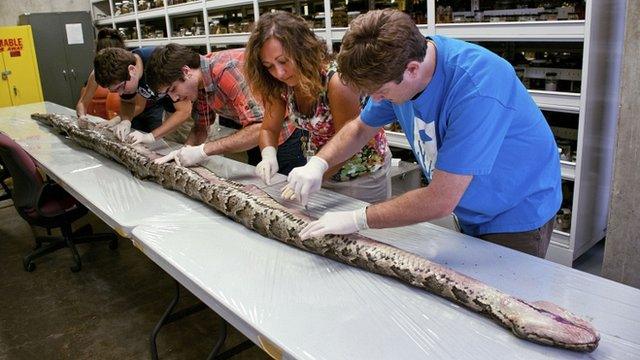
[19, 12, 94, 108]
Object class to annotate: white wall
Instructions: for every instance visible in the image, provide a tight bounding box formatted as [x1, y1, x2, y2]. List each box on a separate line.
[0, 0, 90, 27]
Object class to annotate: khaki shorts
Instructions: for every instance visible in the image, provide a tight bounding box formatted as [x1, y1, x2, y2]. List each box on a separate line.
[477, 216, 555, 258]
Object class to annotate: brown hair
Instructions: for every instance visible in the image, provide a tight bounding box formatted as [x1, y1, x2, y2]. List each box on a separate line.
[96, 28, 125, 52]
[146, 43, 200, 91]
[93, 47, 136, 87]
[336, 9, 427, 93]
[244, 11, 329, 105]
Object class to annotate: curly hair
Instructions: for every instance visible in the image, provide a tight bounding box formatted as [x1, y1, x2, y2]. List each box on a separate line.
[93, 47, 136, 87]
[337, 9, 427, 93]
[146, 43, 200, 91]
[244, 11, 330, 105]
[96, 28, 125, 52]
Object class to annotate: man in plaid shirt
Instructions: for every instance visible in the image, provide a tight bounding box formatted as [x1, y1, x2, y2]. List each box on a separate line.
[146, 43, 304, 173]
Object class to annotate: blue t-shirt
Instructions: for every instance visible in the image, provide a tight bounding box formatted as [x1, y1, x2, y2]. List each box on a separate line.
[126, 47, 159, 101]
[123, 48, 175, 111]
[361, 36, 561, 236]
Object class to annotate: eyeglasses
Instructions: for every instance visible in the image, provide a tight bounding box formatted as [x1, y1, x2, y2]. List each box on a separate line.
[108, 80, 127, 92]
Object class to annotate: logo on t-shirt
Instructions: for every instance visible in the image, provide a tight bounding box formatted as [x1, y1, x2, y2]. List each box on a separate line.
[138, 84, 157, 100]
[412, 116, 437, 181]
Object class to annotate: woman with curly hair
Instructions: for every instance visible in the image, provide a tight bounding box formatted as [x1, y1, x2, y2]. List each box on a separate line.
[245, 11, 391, 203]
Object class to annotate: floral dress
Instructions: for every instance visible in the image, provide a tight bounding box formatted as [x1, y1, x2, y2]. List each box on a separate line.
[285, 62, 388, 182]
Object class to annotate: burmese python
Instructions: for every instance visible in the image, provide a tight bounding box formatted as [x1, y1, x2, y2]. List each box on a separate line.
[31, 113, 600, 352]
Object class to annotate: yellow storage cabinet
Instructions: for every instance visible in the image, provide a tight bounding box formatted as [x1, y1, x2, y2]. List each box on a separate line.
[0, 25, 43, 107]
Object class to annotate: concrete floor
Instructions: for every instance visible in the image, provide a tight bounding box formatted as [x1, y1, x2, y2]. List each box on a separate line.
[0, 199, 269, 360]
[573, 238, 605, 276]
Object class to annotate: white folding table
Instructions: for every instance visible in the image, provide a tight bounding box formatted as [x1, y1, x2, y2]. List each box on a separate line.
[0, 102, 281, 236]
[2, 102, 639, 359]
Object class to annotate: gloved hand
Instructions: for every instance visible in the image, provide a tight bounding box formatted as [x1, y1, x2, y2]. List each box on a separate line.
[152, 149, 180, 165]
[299, 207, 369, 239]
[128, 130, 155, 146]
[153, 144, 208, 167]
[96, 115, 121, 129]
[77, 115, 91, 129]
[113, 119, 132, 141]
[282, 156, 328, 205]
[255, 146, 278, 185]
[174, 144, 208, 166]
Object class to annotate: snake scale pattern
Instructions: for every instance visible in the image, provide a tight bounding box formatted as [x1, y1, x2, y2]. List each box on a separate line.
[31, 112, 599, 352]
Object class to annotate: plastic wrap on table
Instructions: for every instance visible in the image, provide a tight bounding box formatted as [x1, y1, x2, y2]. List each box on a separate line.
[0, 103, 217, 236]
[132, 186, 640, 360]
[0, 102, 72, 141]
[3, 102, 639, 358]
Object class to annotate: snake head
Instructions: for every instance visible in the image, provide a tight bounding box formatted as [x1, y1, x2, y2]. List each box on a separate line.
[501, 298, 600, 352]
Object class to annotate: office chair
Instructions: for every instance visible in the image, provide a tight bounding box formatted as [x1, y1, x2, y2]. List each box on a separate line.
[0, 132, 118, 272]
[0, 158, 11, 201]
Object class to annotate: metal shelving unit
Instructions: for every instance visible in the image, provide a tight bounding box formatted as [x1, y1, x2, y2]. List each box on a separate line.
[435, 20, 585, 41]
[89, 0, 625, 267]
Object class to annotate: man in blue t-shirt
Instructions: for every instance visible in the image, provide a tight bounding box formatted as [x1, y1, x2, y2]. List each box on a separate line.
[284, 9, 561, 258]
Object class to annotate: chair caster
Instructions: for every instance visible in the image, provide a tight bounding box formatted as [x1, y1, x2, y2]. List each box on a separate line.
[24, 261, 36, 272]
[109, 238, 118, 250]
[70, 263, 81, 273]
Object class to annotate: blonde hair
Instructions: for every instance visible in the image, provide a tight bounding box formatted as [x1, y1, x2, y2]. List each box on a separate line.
[244, 11, 329, 105]
[337, 9, 427, 93]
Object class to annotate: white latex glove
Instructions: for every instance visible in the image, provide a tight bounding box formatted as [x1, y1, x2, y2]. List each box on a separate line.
[282, 156, 328, 205]
[77, 115, 91, 129]
[153, 149, 180, 165]
[255, 146, 278, 185]
[299, 208, 369, 239]
[156, 144, 207, 167]
[96, 115, 121, 129]
[128, 130, 155, 146]
[175, 144, 207, 166]
[113, 119, 132, 141]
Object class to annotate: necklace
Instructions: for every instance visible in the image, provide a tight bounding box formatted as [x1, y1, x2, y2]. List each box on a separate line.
[292, 88, 318, 161]
[304, 129, 316, 160]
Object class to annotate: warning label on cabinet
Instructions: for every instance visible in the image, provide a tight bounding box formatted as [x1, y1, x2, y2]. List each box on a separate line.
[0, 38, 24, 54]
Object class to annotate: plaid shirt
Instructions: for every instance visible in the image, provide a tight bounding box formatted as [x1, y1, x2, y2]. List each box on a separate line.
[195, 49, 296, 145]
